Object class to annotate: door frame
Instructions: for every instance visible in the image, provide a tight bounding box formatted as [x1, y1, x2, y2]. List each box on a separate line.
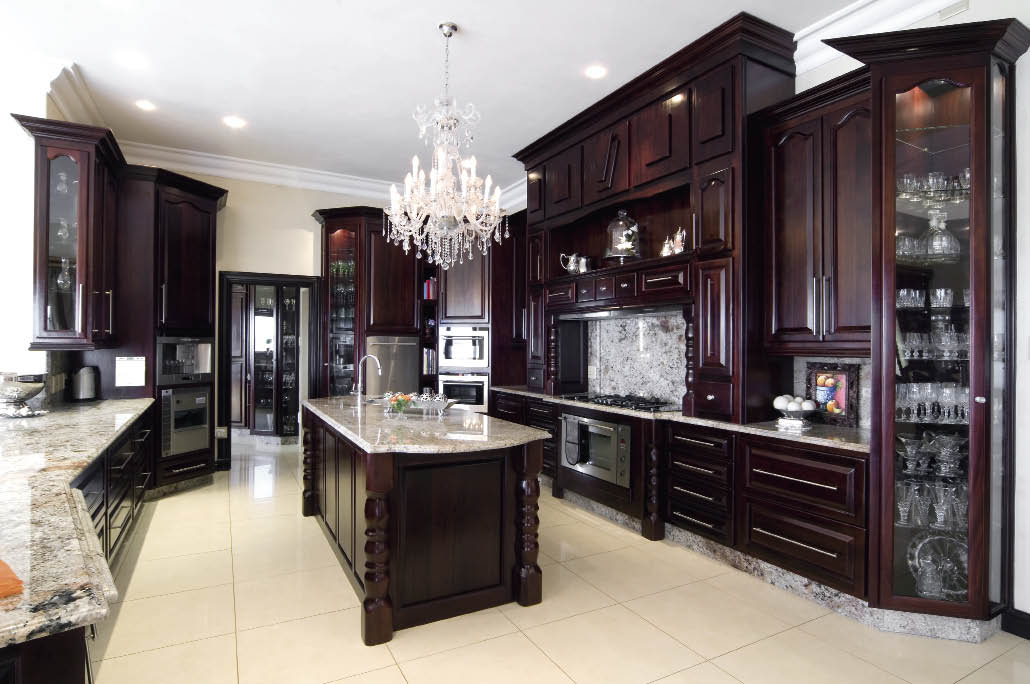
[216, 271, 323, 470]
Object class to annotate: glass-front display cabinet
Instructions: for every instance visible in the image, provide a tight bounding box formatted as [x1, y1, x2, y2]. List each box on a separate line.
[278, 286, 299, 436]
[325, 223, 358, 396]
[828, 19, 1028, 618]
[252, 285, 277, 434]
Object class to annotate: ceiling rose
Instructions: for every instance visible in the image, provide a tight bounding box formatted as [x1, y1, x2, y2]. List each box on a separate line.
[384, 21, 507, 271]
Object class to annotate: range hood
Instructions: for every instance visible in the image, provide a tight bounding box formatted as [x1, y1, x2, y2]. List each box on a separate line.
[556, 304, 684, 321]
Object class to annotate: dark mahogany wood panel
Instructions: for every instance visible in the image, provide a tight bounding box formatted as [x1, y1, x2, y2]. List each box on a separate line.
[584, 119, 631, 204]
[696, 256, 733, 377]
[629, 89, 691, 187]
[526, 166, 545, 224]
[337, 438, 355, 563]
[691, 61, 735, 163]
[527, 232, 545, 285]
[695, 161, 734, 254]
[324, 428, 339, 540]
[544, 146, 582, 217]
[158, 187, 217, 335]
[365, 224, 418, 333]
[441, 253, 489, 323]
[527, 288, 545, 366]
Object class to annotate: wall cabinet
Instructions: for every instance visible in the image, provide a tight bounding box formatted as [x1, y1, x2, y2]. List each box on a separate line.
[629, 89, 691, 187]
[544, 146, 582, 218]
[696, 257, 732, 378]
[527, 232, 545, 285]
[694, 161, 734, 255]
[526, 166, 545, 224]
[691, 61, 735, 163]
[583, 120, 631, 204]
[365, 222, 418, 333]
[158, 186, 218, 336]
[441, 252, 489, 323]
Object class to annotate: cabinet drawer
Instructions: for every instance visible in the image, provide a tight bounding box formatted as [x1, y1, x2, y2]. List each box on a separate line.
[542, 444, 556, 477]
[595, 276, 615, 300]
[546, 283, 575, 305]
[667, 449, 730, 486]
[693, 380, 733, 417]
[668, 500, 731, 544]
[741, 441, 866, 526]
[157, 452, 212, 485]
[615, 274, 636, 298]
[740, 498, 865, 597]
[527, 366, 545, 389]
[494, 393, 526, 420]
[576, 279, 595, 302]
[640, 265, 689, 295]
[667, 476, 730, 514]
[526, 400, 556, 420]
[667, 424, 730, 459]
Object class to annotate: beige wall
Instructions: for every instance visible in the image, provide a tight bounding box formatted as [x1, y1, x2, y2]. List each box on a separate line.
[797, 0, 1030, 612]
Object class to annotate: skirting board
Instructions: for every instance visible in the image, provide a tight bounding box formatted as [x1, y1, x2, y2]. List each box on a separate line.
[1002, 608, 1030, 640]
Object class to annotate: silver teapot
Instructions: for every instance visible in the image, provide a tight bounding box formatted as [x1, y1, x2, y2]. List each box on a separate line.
[559, 253, 592, 274]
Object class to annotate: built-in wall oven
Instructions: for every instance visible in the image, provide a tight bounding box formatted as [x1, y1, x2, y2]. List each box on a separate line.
[561, 414, 631, 488]
[439, 326, 489, 369]
[438, 374, 489, 413]
[160, 387, 211, 458]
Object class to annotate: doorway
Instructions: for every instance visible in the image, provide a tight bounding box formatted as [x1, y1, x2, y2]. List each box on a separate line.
[217, 272, 322, 470]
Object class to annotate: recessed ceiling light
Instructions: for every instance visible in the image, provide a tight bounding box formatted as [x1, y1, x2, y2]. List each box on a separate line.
[113, 49, 149, 71]
[584, 64, 608, 80]
[135, 99, 156, 111]
[222, 115, 247, 129]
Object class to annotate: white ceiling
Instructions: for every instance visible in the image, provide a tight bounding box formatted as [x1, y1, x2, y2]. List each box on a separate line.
[9, 0, 855, 190]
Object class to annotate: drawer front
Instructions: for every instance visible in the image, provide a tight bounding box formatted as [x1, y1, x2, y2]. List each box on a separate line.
[667, 424, 730, 459]
[667, 449, 730, 487]
[526, 399, 556, 420]
[542, 444, 556, 477]
[527, 366, 545, 389]
[595, 276, 615, 300]
[494, 393, 526, 422]
[640, 264, 689, 295]
[741, 442, 866, 526]
[576, 279, 595, 302]
[740, 499, 866, 597]
[157, 452, 212, 486]
[615, 273, 636, 298]
[667, 475, 730, 514]
[668, 499, 731, 544]
[546, 283, 575, 305]
[79, 464, 106, 520]
[693, 379, 733, 418]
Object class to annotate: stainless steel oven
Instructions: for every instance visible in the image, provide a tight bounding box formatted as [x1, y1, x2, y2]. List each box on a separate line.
[160, 387, 210, 458]
[439, 326, 489, 369]
[561, 414, 630, 488]
[438, 374, 489, 413]
[157, 337, 213, 386]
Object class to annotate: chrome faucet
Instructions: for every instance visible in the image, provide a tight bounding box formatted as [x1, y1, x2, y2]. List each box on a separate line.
[355, 354, 382, 401]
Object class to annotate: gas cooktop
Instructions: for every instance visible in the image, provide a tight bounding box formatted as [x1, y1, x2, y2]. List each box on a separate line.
[561, 393, 680, 412]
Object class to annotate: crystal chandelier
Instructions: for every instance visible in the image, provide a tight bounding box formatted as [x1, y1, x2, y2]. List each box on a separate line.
[384, 22, 507, 270]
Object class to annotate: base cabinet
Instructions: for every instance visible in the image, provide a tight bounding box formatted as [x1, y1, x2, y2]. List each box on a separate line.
[664, 423, 734, 545]
[488, 391, 557, 477]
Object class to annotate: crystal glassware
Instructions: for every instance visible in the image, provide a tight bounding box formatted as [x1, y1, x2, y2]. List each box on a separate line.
[929, 288, 954, 308]
[55, 257, 73, 291]
[930, 483, 955, 529]
[916, 556, 945, 599]
[912, 484, 933, 527]
[896, 481, 917, 526]
[924, 210, 961, 263]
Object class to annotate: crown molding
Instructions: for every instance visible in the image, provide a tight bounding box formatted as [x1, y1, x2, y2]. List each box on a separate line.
[119, 140, 394, 202]
[501, 176, 527, 212]
[48, 64, 106, 128]
[794, 0, 961, 75]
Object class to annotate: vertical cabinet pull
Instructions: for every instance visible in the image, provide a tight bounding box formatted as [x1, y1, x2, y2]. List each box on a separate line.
[822, 276, 830, 337]
[160, 283, 167, 323]
[810, 276, 817, 335]
[692, 213, 698, 250]
[107, 289, 114, 335]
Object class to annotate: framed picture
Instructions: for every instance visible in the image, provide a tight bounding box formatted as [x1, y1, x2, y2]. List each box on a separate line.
[805, 362, 860, 427]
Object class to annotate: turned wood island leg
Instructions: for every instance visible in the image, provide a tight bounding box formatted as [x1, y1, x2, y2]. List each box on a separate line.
[513, 441, 543, 606]
[362, 452, 394, 646]
[641, 440, 665, 540]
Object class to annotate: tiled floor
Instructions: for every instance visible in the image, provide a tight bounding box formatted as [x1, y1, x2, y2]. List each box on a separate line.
[91, 443, 1028, 683]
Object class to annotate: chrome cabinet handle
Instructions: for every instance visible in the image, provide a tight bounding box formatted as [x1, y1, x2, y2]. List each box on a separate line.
[752, 468, 838, 491]
[170, 463, 207, 474]
[811, 276, 817, 334]
[672, 511, 715, 529]
[821, 276, 829, 338]
[692, 213, 698, 250]
[77, 283, 84, 332]
[673, 435, 715, 448]
[672, 485, 715, 502]
[107, 289, 114, 335]
[974, 396, 986, 404]
[646, 275, 676, 284]
[753, 527, 838, 558]
[161, 283, 167, 324]
[673, 461, 715, 475]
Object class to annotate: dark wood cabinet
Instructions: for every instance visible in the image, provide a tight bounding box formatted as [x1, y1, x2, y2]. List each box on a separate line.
[696, 257, 732, 378]
[527, 232, 545, 285]
[441, 253, 489, 323]
[365, 222, 418, 333]
[527, 288, 545, 366]
[665, 424, 734, 544]
[89, 160, 119, 345]
[323, 428, 339, 540]
[544, 146, 582, 218]
[526, 166, 545, 224]
[694, 161, 734, 254]
[583, 120, 631, 204]
[630, 90, 691, 187]
[691, 61, 735, 163]
[157, 187, 218, 336]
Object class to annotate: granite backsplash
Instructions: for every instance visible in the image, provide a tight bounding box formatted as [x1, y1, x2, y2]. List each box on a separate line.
[587, 314, 687, 403]
[792, 356, 872, 430]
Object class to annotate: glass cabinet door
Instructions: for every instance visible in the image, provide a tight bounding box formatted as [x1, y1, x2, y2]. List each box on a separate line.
[44, 149, 85, 335]
[252, 285, 277, 434]
[279, 286, 299, 436]
[328, 227, 357, 396]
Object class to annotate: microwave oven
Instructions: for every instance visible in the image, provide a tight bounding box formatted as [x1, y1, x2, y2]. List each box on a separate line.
[438, 374, 489, 413]
[157, 337, 213, 386]
[439, 326, 489, 369]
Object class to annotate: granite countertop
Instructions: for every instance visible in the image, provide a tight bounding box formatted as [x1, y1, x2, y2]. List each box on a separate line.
[303, 397, 550, 454]
[491, 386, 871, 453]
[0, 398, 154, 647]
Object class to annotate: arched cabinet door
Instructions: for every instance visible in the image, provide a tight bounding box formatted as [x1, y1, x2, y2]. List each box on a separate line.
[158, 187, 218, 335]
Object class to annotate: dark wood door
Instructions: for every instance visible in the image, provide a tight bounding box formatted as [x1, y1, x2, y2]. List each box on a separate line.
[528, 288, 545, 364]
[324, 429, 339, 540]
[766, 119, 821, 348]
[336, 438, 354, 563]
[691, 61, 735, 163]
[822, 101, 872, 349]
[230, 284, 248, 427]
[527, 232, 544, 285]
[441, 254, 489, 323]
[544, 146, 582, 217]
[526, 165, 545, 224]
[696, 257, 733, 377]
[158, 187, 217, 335]
[583, 120, 631, 204]
[630, 89, 691, 187]
[89, 160, 118, 344]
[694, 161, 734, 254]
[365, 224, 418, 333]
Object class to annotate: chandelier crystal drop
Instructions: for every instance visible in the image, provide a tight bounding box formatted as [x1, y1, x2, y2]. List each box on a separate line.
[384, 22, 507, 271]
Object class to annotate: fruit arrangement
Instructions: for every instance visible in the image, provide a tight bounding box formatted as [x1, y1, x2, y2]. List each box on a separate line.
[385, 392, 414, 413]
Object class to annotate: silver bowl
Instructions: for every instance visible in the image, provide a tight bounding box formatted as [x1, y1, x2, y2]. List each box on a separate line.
[0, 373, 45, 406]
[775, 407, 817, 431]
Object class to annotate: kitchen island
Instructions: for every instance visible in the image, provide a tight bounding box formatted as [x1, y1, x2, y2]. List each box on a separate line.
[301, 397, 550, 645]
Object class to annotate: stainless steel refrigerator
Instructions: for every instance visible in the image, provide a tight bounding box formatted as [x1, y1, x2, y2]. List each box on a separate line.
[363, 336, 419, 396]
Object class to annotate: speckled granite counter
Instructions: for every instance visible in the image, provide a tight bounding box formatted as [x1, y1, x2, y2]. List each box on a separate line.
[303, 397, 550, 453]
[491, 386, 871, 453]
[0, 398, 153, 647]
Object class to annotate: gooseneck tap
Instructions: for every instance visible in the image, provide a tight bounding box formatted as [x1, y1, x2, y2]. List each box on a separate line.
[356, 354, 382, 401]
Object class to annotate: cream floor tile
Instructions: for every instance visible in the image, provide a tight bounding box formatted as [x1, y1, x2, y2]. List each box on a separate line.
[625, 582, 792, 659]
[713, 628, 907, 684]
[703, 569, 830, 626]
[399, 632, 573, 684]
[93, 584, 236, 659]
[235, 564, 361, 630]
[654, 662, 744, 684]
[525, 604, 703, 684]
[386, 607, 518, 662]
[114, 549, 233, 602]
[230, 513, 325, 550]
[499, 565, 616, 629]
[230, 493, 304, 520]
[92, 634, 236, 684]
[537, 549, 559, 567]
[800, 612, 1025, 684]
[328, 665, 408, 683]
[537, 501, 579, 529]
[132, 520, 232, 561]
[231, 538, 339, 582]
[236, 608, 394, 684]
[563, 542, 723, 603]
[538, 521, 634, 561]
[959, 641, 1030, 683]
